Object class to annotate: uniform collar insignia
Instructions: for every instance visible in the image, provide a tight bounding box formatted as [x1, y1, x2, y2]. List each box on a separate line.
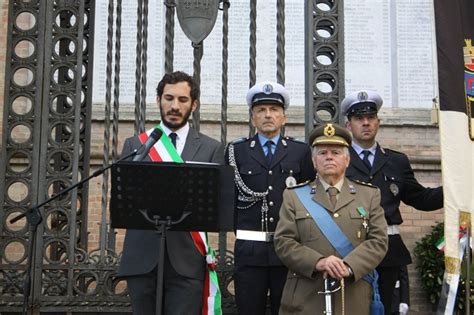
[250, 140, 256, 148]
[349, 184, 356, 194]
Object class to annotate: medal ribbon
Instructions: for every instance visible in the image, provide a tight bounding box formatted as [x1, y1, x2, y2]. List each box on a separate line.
[138, 126, 222, 315]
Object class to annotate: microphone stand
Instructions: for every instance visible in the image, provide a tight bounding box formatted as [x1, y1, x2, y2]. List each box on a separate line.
[10, 150, 138, 315]
[138, 210, 192, 315]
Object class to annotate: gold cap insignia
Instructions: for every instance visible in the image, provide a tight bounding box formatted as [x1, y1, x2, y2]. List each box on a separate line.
[324, 124, 336, 137]
[309, 122, 352, 147]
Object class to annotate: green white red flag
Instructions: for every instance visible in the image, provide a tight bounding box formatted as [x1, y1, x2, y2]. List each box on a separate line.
[138, 126, 222, 315]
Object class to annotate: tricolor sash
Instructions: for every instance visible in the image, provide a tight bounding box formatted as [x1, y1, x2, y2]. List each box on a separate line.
[138, 126, 222, 315]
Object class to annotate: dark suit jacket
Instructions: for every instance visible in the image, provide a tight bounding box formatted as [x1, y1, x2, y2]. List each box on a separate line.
[117, 127, 224, 280]
[345, 144, 443, 266]
[226, 135, 315, 266]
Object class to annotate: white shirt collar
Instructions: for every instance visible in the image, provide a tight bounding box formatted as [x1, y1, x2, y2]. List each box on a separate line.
[351, 141, 377, 157]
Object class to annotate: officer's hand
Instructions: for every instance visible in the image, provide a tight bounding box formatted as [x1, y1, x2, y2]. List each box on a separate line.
[315, 255, 348, 279]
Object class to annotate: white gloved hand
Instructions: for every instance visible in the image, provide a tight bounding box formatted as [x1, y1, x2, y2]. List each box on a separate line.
[399, 302, 409, 314]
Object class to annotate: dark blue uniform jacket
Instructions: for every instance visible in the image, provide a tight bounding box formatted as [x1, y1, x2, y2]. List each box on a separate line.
[345, 144, 443, 266]
[226, 135, 315, 266]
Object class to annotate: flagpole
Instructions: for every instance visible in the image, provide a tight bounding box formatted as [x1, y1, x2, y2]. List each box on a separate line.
[464, 225, 471, 315]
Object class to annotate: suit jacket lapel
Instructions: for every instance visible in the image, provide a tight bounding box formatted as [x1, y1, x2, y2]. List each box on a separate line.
[349, 146, 370, 175]
[371, 143, 388, 175]
[334, 179, 356, 212]
[181, 128, 201, 161]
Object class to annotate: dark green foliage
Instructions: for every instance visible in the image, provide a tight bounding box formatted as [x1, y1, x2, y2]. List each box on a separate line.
[413, 222, 473, 313]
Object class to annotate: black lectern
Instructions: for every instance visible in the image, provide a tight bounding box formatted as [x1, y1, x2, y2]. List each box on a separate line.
[110, 161, 234, 231]
[109, 161, 234, 315]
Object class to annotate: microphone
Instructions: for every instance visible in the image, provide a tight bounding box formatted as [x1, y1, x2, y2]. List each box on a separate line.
[133, 128, 163, 161]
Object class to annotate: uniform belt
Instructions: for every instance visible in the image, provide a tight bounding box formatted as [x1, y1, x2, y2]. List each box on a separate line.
[387, 225, 400, 235]
[236, 230, 274, 242]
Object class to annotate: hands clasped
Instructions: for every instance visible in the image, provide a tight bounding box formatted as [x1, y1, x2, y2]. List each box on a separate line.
[315, 255, 351, 280]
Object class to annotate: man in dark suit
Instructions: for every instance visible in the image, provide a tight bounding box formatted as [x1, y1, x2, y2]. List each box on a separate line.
[341, 90, 443, 315]
[117, 71, 224, 314]
[226, 81, 315, 314]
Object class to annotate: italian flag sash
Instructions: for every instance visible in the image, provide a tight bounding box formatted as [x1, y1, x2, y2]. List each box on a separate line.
[138, 126, 222, 315]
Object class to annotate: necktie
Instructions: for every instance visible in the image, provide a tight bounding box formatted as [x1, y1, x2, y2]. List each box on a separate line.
[327, 186, 338, 209]
[362, 150, 372, 170]
[169, 132, 177, 148]
[265, 141, 274, 165]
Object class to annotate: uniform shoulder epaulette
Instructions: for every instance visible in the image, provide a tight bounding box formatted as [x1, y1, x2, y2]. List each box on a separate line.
[284, 136, 306, 144]
[288, 180, 311, 189]
[352, 179, 377, 189]
[230, 137, 249, 145]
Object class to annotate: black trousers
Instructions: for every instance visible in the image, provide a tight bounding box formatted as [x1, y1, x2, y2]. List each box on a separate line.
[234, 265, 287, 315]
[126, 251, 203, 315]
[377, 265, 400, 315]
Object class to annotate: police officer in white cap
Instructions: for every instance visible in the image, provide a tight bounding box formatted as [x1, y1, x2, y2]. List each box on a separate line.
[342, 90, 443, 315]
[226, 81, 315, 315]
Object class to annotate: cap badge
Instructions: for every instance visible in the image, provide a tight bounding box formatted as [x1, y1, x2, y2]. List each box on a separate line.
[357, 91, 368, 102]
[285, 176, 297, 188]
[390, 183, 399, 196]
[324, 123, 336, 137]
[262, 83, 273, 94]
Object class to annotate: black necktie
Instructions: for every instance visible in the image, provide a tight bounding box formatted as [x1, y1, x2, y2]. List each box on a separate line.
[362, 150, 372, 170]
[169, 132, 177, 148]
[265, 141, 274, 165]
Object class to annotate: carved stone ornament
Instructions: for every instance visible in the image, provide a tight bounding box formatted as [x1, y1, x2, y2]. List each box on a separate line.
[176, 0, 219, 44]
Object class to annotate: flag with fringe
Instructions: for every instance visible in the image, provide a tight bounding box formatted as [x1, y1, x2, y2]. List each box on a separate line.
[434, 0, 474, 313]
